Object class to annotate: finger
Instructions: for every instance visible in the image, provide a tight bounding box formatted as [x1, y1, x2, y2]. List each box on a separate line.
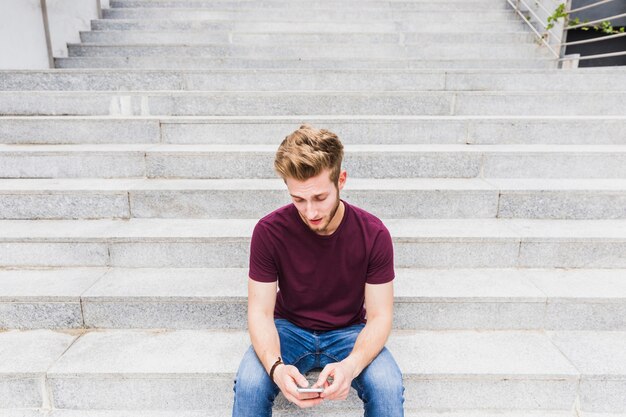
[320, 374, 343, 399]
[291, 369, 309, 389]
[296, 391, 322, 401]
[294, 397, 324, 409]
[284, 391, 324, 408]
[314, 364, 334, 387]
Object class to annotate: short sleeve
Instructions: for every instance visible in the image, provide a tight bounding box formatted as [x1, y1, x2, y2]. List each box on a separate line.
[366, 226, 395, 284]
[249, 222, 278, 282]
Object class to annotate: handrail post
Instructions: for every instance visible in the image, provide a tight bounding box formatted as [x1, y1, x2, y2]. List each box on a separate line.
[559, 0, 580, 69]
[559, 0, 572, 67]
[40, 0, 54, 68]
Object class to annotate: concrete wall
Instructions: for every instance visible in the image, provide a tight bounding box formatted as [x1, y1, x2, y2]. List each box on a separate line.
[0, 0, 105, 69]
[0, 0, 50, 69]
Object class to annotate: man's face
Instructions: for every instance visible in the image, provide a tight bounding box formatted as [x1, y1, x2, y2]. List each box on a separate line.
[285, 168, 347, 235]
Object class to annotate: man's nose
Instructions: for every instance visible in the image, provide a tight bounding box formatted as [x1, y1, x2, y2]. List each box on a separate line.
[305, 202, 318, 219]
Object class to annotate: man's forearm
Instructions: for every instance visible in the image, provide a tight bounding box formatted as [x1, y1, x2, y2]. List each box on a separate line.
[341, 315, 392, 379]
[249, 315, 282, 375]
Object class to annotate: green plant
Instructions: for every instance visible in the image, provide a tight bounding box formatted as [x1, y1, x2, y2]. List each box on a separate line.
[545, 3, 625, 35]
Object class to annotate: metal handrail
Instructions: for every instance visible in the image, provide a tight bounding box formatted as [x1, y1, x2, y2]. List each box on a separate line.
[562, 30, 626, 46]
[509, 0, 626, 66]
[558, 50, 626, 61]
[568, 0, 617, 14]
[565, 12, 626, 30]
[506, 0, 561, 58]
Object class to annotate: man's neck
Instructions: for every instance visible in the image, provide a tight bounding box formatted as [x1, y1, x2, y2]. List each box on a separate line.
[319, 200, 345, 236]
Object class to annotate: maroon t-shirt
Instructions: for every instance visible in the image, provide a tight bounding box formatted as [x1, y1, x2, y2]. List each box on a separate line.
[248, 199, 395, 331]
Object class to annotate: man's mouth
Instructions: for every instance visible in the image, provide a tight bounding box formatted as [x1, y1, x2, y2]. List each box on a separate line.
[309, 218, 323, 225]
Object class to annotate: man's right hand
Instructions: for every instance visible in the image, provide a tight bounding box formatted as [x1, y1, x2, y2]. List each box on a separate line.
[273, 364, 325, 409]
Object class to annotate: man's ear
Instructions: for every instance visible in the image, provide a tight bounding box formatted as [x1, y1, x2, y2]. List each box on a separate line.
[337, 170, 347, 190]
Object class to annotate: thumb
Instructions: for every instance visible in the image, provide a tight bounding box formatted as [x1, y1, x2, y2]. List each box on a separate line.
[315, 364, 333, 387]
[291, 369, 308, 388]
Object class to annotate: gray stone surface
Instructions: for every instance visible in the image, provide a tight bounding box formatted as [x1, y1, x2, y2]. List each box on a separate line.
[108, 0, 512, 11]
[0, 117, 160, 145]
[482, 153, 626, 178]
[55, 56, 556, 70]
[39, 328, 581, 409]
[497, 191, 626, 219]
[100, 8, 519, 21]
[469, 116, 626, 145]
[0, 303, 83, 329]
[500, 269, 626, 330]
[0, 243, 109, 267]
[446, 68, 626, 91]
[0, 193, 130, 220]
[2, 144, 625, 181]
[108, 241, 249, 267]
[0, 91, 454, 116]
[67, 44, 546, 61]
[89, 18, 524, 33]
[77, 30, 534, 46]
[161, 117, 470, 144]
[0, 330, 78, 407]
[1, 218, 624, 268]
[548, 331, 626, 412]
[0, 407, 603, 416]
[455, 92, 626, 116]
[5, 91, 626, 117]
[158, 116, 626, 145]
[0, 151, 146, 178]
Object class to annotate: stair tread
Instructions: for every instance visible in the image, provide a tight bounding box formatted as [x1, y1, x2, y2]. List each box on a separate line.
[2, 267, 626, 302]
[1, 218, 625, 240]
[1, 177, 626, 191]
[5, 327, 626, 378]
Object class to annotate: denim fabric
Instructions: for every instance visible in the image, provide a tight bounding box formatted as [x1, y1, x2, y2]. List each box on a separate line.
[232, 318, 405, 417]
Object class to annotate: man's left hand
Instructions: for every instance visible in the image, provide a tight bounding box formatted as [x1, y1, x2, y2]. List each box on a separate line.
[313, 361, 357, 401]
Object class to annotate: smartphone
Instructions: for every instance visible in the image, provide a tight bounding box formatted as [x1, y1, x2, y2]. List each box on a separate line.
[296, 387, 324, 393]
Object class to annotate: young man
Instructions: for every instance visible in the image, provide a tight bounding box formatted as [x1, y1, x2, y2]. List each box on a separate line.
[232, 124, 405, 416]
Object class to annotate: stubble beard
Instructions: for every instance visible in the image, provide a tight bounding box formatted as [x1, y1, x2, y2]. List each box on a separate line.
[310, 191, 341, 234]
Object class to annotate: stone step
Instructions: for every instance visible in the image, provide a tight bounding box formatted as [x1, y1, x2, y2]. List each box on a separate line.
[101, 8, 520, 21]
[1, 144, 625, 179]
[1, 91, 623, 117]
[3, 68, 625, 92]
[91, 18, 528, 32]
[0, 218, 624, 268]
[2, 116, 625, 145]
[78, 30, 535, 45]
[66, 43, 550, 60]
[2, 328, 625, 412]
[55, 56, 557, 69]
[2, 267, 625, 331]
[109, 0, 514, 10]
[0, 410, 590, 417]
[1, 178, 625, 220]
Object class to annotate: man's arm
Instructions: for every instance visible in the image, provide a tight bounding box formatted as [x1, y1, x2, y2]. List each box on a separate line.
[314, 280, 394, 400]
[248, 278, 323, 408]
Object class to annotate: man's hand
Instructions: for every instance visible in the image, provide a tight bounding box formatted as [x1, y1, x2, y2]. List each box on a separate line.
[313, 361, 357, 401]
[273, 364, 324, 409]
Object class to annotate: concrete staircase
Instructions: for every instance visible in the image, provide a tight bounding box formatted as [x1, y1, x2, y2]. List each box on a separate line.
[1, 0, 626, 415]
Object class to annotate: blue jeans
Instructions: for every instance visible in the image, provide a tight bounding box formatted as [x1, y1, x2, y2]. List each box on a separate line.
[232, 318, 405, 417]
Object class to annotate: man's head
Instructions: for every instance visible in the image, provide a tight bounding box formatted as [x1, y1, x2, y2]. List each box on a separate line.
[274, 124, 347, 234]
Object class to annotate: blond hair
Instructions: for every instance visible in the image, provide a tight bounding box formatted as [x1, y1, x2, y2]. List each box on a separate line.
[274, 124, 344, 184]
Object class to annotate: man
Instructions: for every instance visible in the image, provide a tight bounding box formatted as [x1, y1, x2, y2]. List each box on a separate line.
[232, 124, 405, 416]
